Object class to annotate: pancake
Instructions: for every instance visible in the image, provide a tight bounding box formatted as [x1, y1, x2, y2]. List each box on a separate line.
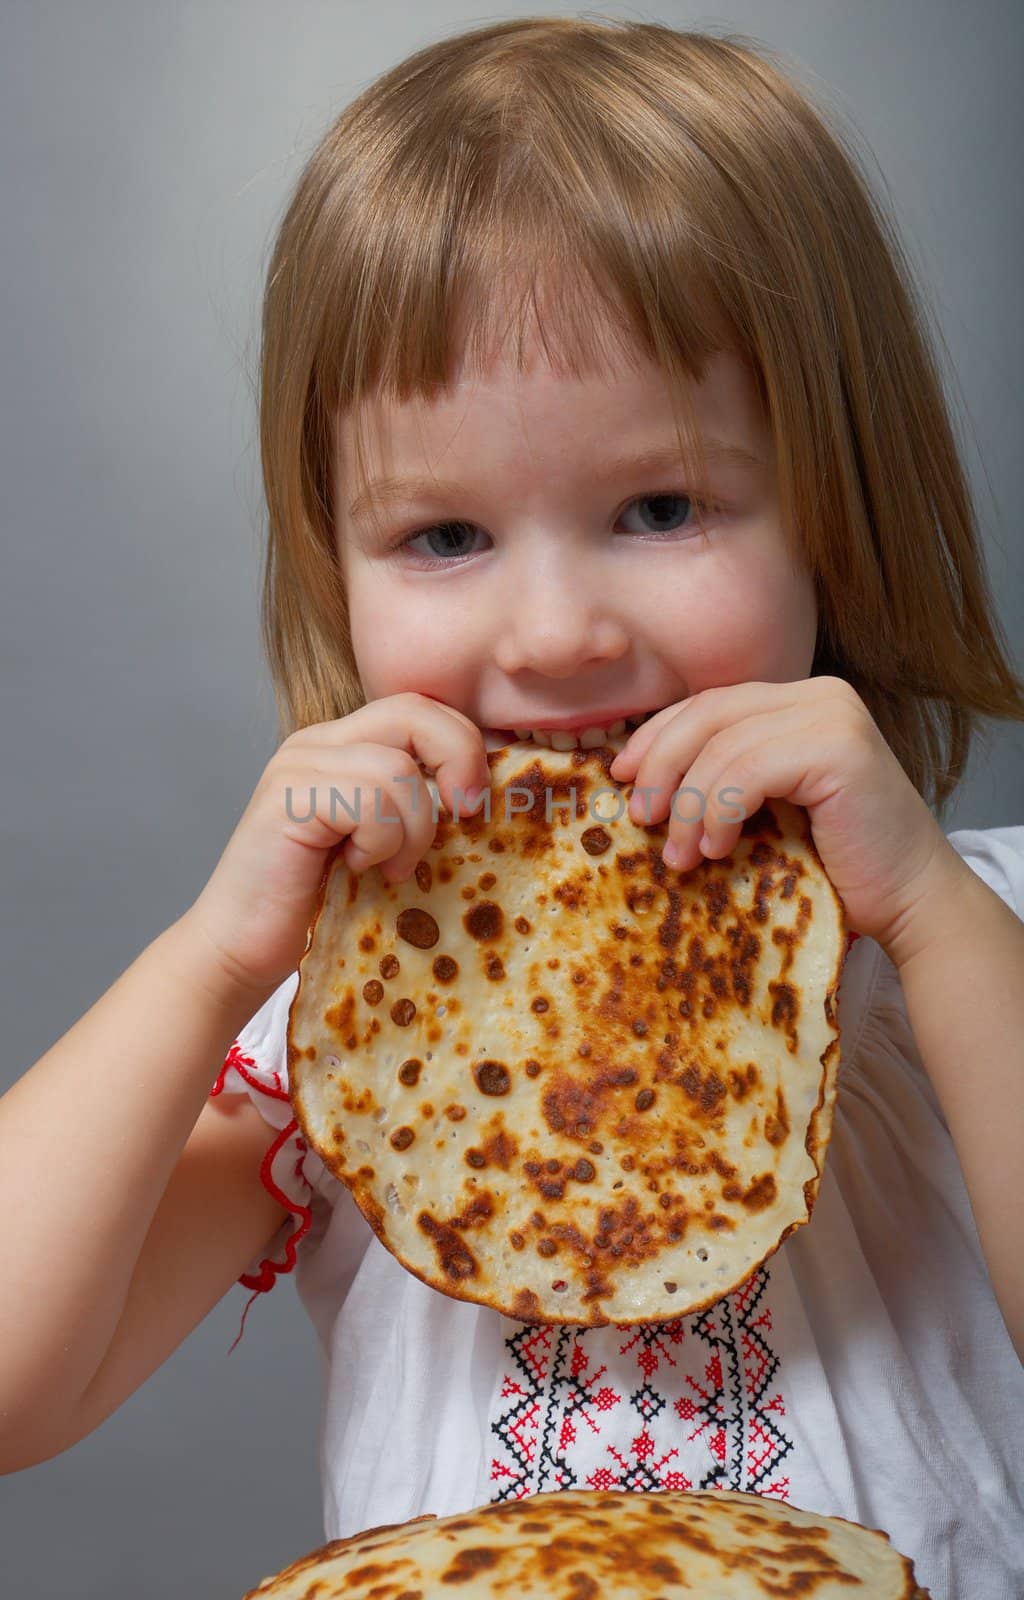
[241, 1488, 929, 1597]
[286, 739, 846, 1325]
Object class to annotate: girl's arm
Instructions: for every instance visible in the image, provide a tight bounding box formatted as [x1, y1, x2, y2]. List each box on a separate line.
[886, 852, 1024, 1365]
[0, 699, 488, 1469]
[0, 917, 283, 1471]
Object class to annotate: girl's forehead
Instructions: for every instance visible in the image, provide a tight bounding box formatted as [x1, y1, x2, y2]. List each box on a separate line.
[334, 342, 766, 483]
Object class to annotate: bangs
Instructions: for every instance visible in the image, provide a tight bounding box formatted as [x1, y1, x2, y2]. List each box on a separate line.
[339, 259, 735, 520]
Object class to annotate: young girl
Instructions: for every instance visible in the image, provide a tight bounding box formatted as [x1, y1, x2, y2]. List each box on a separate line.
[3, 17, 1023, 1597]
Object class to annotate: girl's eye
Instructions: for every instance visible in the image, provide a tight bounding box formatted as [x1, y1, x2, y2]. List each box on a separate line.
[399, 521, 484, 563]
[392, 494, 705, 567]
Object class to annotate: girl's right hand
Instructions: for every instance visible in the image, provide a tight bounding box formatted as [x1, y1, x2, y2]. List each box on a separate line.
[180, 693, 491, 1000]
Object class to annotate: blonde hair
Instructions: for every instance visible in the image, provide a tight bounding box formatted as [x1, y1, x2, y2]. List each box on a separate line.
[257, 15, 1023, 817]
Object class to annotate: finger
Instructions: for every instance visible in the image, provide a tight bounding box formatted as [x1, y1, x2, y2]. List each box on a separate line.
[662, 718, 827, 869]
[292, 692, 491, 819]
[623, 690, 810, 825]
[377, 768, 448, 883]
[277, 745, 430, 874]
[344, 776, 438, 883]
[662, 735, 778, 870]
[608, 698, 694, 780]
[610, 682, 805, 782]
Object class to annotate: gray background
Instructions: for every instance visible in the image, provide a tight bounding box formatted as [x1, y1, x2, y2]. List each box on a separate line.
[1, 1, 1021, 1595]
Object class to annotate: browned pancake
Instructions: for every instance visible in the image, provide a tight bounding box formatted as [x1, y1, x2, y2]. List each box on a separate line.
[242, 1488, 929, 1597]
[287, 740, 846, 1324]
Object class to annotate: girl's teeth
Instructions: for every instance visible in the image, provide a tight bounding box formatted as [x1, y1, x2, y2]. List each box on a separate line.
[513, 718, 630, 751]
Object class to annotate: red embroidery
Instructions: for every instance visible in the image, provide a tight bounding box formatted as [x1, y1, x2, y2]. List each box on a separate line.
[236, 1118, 313, 1291]
[212, 1040, 289, 1101]
[212, 1042, 314, 1352]
[490, 1264, 792, 1502]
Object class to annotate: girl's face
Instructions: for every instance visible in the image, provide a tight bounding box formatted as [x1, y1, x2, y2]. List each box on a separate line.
[333, 334, 818, 743]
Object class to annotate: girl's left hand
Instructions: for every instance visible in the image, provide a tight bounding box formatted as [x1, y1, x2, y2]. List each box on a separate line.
[607, 676, 965, 961]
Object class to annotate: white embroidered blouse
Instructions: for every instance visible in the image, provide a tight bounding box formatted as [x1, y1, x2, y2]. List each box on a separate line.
[210, 824, 1024, 1600]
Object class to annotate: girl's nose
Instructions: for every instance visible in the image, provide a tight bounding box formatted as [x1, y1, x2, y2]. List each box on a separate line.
[491, 565, 631, 678]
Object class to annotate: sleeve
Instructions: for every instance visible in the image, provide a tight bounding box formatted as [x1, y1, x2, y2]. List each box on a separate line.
[844, 821, 1024, 1136]
[209, 970, 324, 1313]
[945, 822, 1024, 922]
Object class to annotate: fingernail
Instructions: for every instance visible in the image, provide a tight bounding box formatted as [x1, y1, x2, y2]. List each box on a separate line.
[463, 784, 487, 810]
[663, 841, 683, 868]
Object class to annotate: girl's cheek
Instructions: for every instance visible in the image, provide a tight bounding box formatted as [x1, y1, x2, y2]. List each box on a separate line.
[354, 600, 477, 701]
[656, 549, 815, 685]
